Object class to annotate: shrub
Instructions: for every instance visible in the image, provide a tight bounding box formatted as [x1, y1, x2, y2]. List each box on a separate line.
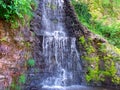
[19, 74, 26, 84]
[0, 0, 37, 28]
[27, 58, 35, 67]
[71, 0, 120, 48]
[71, 0, 91, 23]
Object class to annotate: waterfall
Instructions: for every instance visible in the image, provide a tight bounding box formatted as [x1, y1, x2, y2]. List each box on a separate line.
[40, 0, 82, 86]
[25, 0, 82, 89]
[41, 35, 82, 86]
[24, 0, 119, 90]
[40, 0, 65, 36]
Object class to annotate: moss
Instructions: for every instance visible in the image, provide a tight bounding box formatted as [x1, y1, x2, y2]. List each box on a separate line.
[79, 36, 86, 45]
[83, 56, 99, 62]
[98, 43, 107, 53]
[0, 0, 37, 28]
[27, 58, 35, 67]
[24, 42, 31, 48]
[80, 36, 120, 84]
[86, 45, 95, 54]
[86, 67, 101, 83]
[112, 75, 120, 84]
[19, 74, 26, 84]
[72, 0, 120, 85]
[10, 82, 21, 90]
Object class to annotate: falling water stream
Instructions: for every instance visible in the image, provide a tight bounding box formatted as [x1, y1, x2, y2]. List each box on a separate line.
[40, 0, 82, 86]
[25, 0, 117, 90]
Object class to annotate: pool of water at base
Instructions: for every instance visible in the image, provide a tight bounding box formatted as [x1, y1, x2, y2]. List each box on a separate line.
[41, 85, 118, 90]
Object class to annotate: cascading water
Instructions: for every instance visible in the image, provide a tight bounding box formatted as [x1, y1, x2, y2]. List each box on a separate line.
[25, 0, 83, 89]
[41, 33, 82, 86]
[40, 0, 82, 86]
[24, 0, 118, 90]
[40, 0, 65, 35]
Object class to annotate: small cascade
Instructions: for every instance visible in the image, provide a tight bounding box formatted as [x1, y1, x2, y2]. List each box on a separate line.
[41, 31, 82, 86]
[39, 0, 65, 36]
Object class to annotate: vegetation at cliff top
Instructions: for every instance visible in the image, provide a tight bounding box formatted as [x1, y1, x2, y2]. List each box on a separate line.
[71, 0, 120, 48]
[0, 0, 37, 28]
[72, 0, 120, 84]
[79, 36, 120, 84]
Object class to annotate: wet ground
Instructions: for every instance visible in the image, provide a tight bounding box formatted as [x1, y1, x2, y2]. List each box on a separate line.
[41, 85, 118, 90]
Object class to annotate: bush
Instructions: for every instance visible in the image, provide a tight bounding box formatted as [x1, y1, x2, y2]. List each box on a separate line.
[27, 58, 35, 67]
[71, 0, 120, 48]
[71, 0, 91, 23]
[0, 0, 36, 28]
[19, 74, 26, 84]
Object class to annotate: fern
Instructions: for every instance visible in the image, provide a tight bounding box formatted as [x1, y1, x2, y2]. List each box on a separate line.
[0, 0, 37, 28]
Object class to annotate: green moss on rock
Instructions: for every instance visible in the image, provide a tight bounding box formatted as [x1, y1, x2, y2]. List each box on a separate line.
[79, 36, 120, 85]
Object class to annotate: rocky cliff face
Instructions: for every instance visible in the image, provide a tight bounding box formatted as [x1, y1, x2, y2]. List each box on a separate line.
[0, 20, 33, 89]
[64, 0, 120, 87]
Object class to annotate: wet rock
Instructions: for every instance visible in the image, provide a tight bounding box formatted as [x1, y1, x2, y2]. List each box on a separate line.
[64, 1, 84, 37]
[116, 63, 120, 76]
[0, 75, 5, 79]
[0, 63, 3, 68]
[0, 75, 5, 80]
[0, 19, 33, 88]
[30, 86, 39, 90]
[14, 36, 24, 42]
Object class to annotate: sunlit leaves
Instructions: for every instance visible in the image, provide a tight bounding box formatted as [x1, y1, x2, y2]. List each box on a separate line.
[72, 0, 120, 48]
[0, 0, 36, 28]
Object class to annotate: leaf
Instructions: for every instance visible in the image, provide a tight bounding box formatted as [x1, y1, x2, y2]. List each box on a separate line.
[19, 74, 26, 84]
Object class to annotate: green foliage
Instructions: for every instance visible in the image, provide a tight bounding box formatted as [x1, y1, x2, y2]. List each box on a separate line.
[0, 0, 37, 28]
[92, 21, 120, 48]
[86, 45, 95, 54]
[24, 42, 31, 48]
[79, 36, 86, 45]
[8, 74, 26, 90]
[79, 36, 120, 84]
[86, 67, 102, 83]
[71, 0, 91, 23]
[71, 0, 120, 48]
[27, 58, 35, 67]
[112, 75, 120, 84]
[10, 82, 21, 90]
[79, 36, 95, 54]
[19, 74, 26, 84]
[98, 43, 107, 53]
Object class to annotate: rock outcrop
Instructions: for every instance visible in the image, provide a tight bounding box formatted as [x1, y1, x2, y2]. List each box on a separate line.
[0, 20, 33, 89]
[64, 0, 120, 88]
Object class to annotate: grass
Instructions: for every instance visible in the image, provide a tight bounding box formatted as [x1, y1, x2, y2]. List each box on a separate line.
[71, 0, 120, 48]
